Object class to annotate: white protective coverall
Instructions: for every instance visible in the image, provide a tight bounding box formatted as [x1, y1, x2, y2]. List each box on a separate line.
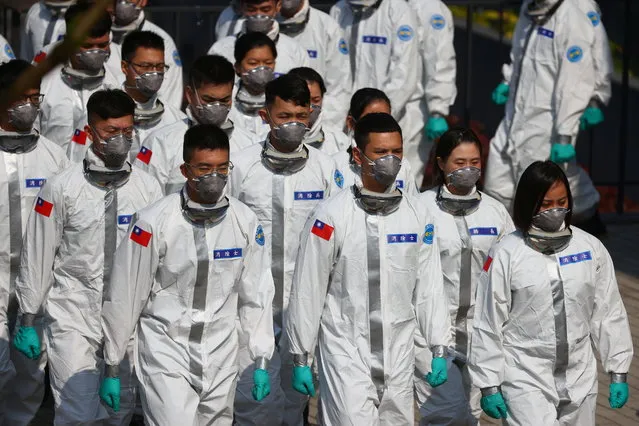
[278, 0, 352, 127]
[229, 139, 340, 425]
[228, 81, 272, 141]
[303, 110, 350, 156]
[484, 0, 598, 213]
[101, 189, 275, 426]
[136, 113, 257, 195]
[0, 35, 16, 63]
[67, 92, 186, 164]
[14, 149, 162, 425]
[414, 186, 514, 425]
[468, 228, 633, 426]
[330, 0, 419, 122]
[111, 13, 185, 110]
[332, 148, 418, 196]
[20, 1, 66, 61]
[286, 187, 451, 425]
[214, 2, 243, 40]
[403, 0, 457, 186]
[0, 134, 68, 425]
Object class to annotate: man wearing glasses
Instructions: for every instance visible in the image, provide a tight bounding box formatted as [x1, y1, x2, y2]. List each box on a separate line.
[13, 89, 162, 425]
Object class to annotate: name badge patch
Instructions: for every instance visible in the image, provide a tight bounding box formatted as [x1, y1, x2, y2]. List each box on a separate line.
[362, 35, 387, 45]
[469, 227, 498, 236]
[559, 251, 592, 266]
[538, 27, 555, 39]
[26, 178, 46, 188]
[395, 180, 404, 189]
[118, 215, 132, 225]
[387, 233, 418, 244]
[307, 49, 318, 58]
[214, 248, 243, 259]
[294, 191, 324, 200]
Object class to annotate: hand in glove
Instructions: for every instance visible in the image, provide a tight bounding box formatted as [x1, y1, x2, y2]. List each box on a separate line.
[99, 377, 121, 412]
[609, 382, 629, 409]
[252, 368, 271, 401]
[491, 82, 509, 105]
[291, 365, 315, 397]
[580, 106, 604, 130]
[425, 115, 449, 141]
[550, 143, 576, 163]
[425, 357, 448, 387]
[480, 392, 508, 419]
[13, 326, 40, 359]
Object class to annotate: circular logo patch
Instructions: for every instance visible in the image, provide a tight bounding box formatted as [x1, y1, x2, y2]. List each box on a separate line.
[587, 11, 600, 27]
[4, 43, 15, 60]
[566, 45, 583, 63]
[423, 224, 435, 245]
[430, 14, 446, 30]
[172, 50, 182, 67]
[334, 169, 344, 189]
[338, 38, 349, 55]
[397, 25, 414, 41]
[255, 224, 265, 246]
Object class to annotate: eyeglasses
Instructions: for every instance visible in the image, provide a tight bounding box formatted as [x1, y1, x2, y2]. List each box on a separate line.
[129, 62, 170, 73]
[92, 125, 136, 140]
[17, 94, 44, 106]
[186, 162, 234, 176]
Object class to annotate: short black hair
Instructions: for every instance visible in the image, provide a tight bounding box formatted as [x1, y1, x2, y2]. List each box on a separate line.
[241, 0, 275, 6]
[87, 89, 135, 125]
[183, 124, 230, 163]
[513, 160, 573, 232]
[354, 112, 402, 151]
[65, 3, 112, 39]
[234, 32, 277, 64]
[189, 55, 236, 90]
[0, 60, 38, 93]
[265, 74, 310, 107]
[121, 31, 165, 62]
[349, 88, 391, 121]
[431, 127, 482, 187]
[288, 67, 326, 95]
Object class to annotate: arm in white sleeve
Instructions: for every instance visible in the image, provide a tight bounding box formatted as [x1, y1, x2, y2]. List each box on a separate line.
[102, 217, 158, 366]
[467, 244, 510, 388]
[590, 240, 633, 374]
[238, 218, 275, 363]
[159, 40, 184, 110]
[500, 6, 528, 86]
[39, 102, 75, 151]
[320, 21, 351, 126]
[501, 63, 513, 85]
[15, 182, 63, 315]
[422, 6, 457, 116]
[286, 209, 336, 357]
[137, 130, 171, 194]
[0, 272, 15, 388]
[591, 20, 612, 106]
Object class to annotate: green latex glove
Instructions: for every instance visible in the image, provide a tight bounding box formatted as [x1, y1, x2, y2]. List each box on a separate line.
[13, 326, 40, 359]
[425, 116, 449, 141]
[252, 368, 270, 401]
[425, 357, 448, 387]
[291, 365, 315, 397]
[550, 143, 576, 163]
[99, 377, 121, 412]
[492, 82, 509, 105]
[580, 106, 604, 130]
[481, 392, 508, 419]
[609, 382, 629, 409]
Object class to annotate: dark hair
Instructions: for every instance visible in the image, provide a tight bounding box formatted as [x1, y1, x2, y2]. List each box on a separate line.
[234, 32, 277, 64]
[431, 128, 483, 187]
[354, 112, 402, 151]
[265, 74, 310, 107]
[288, 67, 326, 95]
[65, 3, 112, 38]
[121, 31, 165, 62]
[87, 89, 135, 125]
[183, 124, 230, 162]
[349, 88, 391, 121]
[189, 55, 236, 90]
[513, 161, 573, 231]
[241, 0, 275, 6]
[0, 60, 38, 93]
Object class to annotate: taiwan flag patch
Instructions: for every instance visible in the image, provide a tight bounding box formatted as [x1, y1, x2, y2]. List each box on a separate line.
[130, 225, 152, 247]
[72, 129, 87, 145]
[33, 51, 46, 63]
[34, 197, 53, 217]
[136, 146, 152, 164]
[311, 219, 334, 241]
[482, 256, 493, 272]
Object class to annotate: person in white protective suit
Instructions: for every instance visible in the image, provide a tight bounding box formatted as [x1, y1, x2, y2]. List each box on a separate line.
[286, 112, 452, 425]
[99, 124, 275, 426]
[37, 4, 122, 151]
[137, 55, 256, 195]
[68, 30, 185, 163]
[468, 160, 633, 425]
[0, 60, 69, 426]
[227, 32, 277, 141]
[230, 73, 341, 426]
[277, 0, 351, 126]
[483, 0, 599, 219]
[20, 0, 72, 61]
[215, 0, 244, 40]
[288, 67, 351, 155]
[333, 88, 417, 195]
[330, 0, 419, 123]
[415, 128, 514, 426]
[402, 0, 457, 188]
[106, 0, 184, 110]
[209, 0, 309, 76]
[0, 35, 16, 64]
[13, 89, 162, 426]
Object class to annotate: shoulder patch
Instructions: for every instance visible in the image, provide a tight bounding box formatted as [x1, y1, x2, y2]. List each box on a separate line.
[430, 14, 446, 30]
[423, 224, 435, 245]
[587, 11, 600, 27]
[172, 50, 182, 67]
[334, 169, 344, 188]
[4, 43, 15, 60]
[33, 51, 46, 64]
[255, 224, 265, 246]
[566, 45, 583, 63]
[397, 25, 414, 41]
[338, 38, 349, 55]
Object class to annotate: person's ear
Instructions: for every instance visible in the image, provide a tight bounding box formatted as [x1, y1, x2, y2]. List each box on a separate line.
[120, 60, 128, 77]
[258, 108, 268, 124]
[352, 146, 363, 166]
[180, 163, 188, 179]
[185, 86, 194, 105]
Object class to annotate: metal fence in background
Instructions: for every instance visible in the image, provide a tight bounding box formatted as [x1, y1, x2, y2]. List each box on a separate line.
[0, 0, 636, 215]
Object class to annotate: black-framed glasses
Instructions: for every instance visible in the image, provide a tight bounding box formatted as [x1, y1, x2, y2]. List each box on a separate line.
[186, 162, 234, 176]
[129, 61, 170, 73]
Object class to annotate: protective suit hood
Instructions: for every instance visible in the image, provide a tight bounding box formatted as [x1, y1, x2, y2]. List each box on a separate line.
[278, 0, 310, 36]
[0, 129, 39, 153]
[261, 138, 309, 174]
[83, 146, 132, 188]
[436, 184, 481, 216]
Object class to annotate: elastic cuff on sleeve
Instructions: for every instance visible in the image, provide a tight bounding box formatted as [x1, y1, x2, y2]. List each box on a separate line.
[611, 373, 627, 383]
[481, 386, 501, 397]
[254, 357, 269, 371]
[589, 98, 602, 108]
[293, 353, 308, 367]
[22, 313, 36, 327]
[430, 345, 446, 358]
[558, 135, 572, 145]
[106, 364, 119, 378]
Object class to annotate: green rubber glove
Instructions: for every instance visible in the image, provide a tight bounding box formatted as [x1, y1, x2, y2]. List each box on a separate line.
[481, 392, 508, 419]
[492, 82, 509, 105]
[291, 365, 315, 397]
[425, 357, 448, 387]
[550, 143, 576, 163]
[99, 377, 121, 412]
[252, 368, 271, 401]
[609, 382, 629, 409]
[580, 106, 604, 130]
[425, 116, 449, 141]
[13, 326, 41, 359]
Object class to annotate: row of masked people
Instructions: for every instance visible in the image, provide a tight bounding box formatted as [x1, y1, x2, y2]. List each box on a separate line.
[0, 57, 632, 426]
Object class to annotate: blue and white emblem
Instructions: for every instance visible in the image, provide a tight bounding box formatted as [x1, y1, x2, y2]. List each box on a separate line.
[566, 46, 583, 63]
[423, 224, 435, 244]
[338, 38, 349, 55]
[430, 14, 446, 30]
[4, 43, 15, 60]
[26, 178, 46, 188]
[397, 25, 414, 41]
[587, 11, 600, 27]
[255, 225, 265, 246]
[172, 50, 182, 66]
[334, 169, 344, 188]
